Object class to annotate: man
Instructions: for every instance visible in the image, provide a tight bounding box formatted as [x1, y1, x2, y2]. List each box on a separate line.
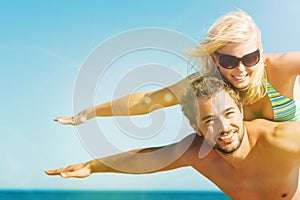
[46, 76, 300, 200]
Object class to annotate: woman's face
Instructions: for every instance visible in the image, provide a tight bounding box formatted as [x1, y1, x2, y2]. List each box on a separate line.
[213, 40, 261, 90]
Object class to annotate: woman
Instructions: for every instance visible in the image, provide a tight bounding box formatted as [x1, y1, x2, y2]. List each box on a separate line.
[54, 10, 300, 125]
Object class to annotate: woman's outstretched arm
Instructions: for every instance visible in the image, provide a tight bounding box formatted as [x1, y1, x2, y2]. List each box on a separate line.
[54, 76, 192, 126]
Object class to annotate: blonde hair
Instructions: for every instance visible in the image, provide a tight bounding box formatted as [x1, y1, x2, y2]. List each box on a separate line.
[188, 10, 266, 105]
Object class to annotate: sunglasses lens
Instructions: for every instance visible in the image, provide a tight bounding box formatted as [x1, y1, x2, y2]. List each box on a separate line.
[219, 55, 239, 69]
[242, 50, 260, 67]
[216, 50, 260, 69]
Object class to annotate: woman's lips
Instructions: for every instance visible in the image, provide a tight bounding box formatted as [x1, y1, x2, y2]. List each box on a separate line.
[231, 74, 249, 82]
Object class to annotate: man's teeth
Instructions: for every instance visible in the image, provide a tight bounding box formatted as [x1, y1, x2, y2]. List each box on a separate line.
[219, 132, 234, 140]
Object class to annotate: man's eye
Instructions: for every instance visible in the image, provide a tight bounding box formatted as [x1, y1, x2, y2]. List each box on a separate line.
[226, 111, 235, 116]
[205, 119, 215, 124]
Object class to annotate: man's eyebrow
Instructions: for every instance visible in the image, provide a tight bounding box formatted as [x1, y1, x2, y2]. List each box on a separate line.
[201, 115, 213, 122]
[201, 107, 236, 121]
[224, 107, 235, 112]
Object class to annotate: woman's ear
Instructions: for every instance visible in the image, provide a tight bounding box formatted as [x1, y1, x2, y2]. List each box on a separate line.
[211, 53, 221, 71]
[189, 122, 203, 136]
[211, 53, 218, 64]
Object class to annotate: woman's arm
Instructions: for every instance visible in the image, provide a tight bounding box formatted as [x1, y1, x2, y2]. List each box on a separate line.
[54, 75, 192, 125]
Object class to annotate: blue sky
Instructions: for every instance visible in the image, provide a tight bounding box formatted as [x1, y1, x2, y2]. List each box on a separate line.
[1, 0, 300, 192]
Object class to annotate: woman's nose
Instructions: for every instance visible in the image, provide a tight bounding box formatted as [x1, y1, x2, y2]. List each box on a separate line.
[235, 61, 247, 72]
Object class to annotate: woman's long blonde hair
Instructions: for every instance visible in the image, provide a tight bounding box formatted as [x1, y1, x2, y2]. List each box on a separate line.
[188, 10, 266, 105]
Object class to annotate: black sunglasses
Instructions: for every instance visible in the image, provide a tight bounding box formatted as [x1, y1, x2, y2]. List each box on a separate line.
[214, 49, 260, 69]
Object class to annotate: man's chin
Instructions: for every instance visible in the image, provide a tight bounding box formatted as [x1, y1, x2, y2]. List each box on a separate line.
[217, 146, 238, 154]
[214, 139, 241, 154]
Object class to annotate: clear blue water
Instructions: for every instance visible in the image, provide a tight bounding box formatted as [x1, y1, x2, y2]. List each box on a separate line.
[0, 190, 231, 200]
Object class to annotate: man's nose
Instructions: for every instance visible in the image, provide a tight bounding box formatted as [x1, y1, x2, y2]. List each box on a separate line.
[220, 119, 231, 132]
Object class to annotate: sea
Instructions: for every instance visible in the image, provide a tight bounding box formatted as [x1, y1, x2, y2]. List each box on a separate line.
[0, 190, 230, 200]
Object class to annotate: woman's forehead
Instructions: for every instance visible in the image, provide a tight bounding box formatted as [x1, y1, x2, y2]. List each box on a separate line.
[217, 40, 258, 56]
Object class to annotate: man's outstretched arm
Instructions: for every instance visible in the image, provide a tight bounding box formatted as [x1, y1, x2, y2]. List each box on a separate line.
[261, 120, 300, 154]
[45, 134, 196, 178]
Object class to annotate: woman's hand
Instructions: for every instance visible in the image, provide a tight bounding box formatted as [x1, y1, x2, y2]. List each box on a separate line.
[53, 116, 77, 126]
[54, 108, 94, 126]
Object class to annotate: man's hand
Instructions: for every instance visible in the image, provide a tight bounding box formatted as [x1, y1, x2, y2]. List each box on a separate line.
[45, 162, 92, 178]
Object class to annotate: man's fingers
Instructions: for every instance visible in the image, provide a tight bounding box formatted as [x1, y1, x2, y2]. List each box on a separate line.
[45, 165, 74, 176]
[60, 171, 75, 178]
[45, 163, 90, 178]
[45, 168, 90, 178]
[60, 169, 90, 178]
[45, 168, 65, 176]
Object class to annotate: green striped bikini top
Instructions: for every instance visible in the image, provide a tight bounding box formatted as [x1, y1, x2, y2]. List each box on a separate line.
[265, 82, 300, 122]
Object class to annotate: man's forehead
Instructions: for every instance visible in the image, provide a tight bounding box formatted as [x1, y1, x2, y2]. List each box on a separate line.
[211, 91, 230, 111]
[197, 91, 237, 114]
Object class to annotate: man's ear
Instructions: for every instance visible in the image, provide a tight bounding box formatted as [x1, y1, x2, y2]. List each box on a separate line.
[189, 122, 203, 136]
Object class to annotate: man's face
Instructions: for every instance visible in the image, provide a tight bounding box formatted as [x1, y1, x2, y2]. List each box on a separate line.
[195, 90, 244, 154]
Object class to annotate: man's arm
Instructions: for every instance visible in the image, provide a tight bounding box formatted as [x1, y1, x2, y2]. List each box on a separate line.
[45, 134, 197, 178]
[265, 51, 300, 76]
[262, 120, 300, 154]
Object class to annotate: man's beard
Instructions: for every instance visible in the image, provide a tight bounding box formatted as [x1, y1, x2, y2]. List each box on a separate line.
[214, 126, 245, 154]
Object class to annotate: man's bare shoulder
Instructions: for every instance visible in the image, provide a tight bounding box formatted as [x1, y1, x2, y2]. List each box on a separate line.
[244, 119, 278, 141]
[264, 51, 300, 72]
[245, 118, 277, 126]
[176, 133, 205, 164]
[178, 133, 204, 151]
[247, 119, 300, 157]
